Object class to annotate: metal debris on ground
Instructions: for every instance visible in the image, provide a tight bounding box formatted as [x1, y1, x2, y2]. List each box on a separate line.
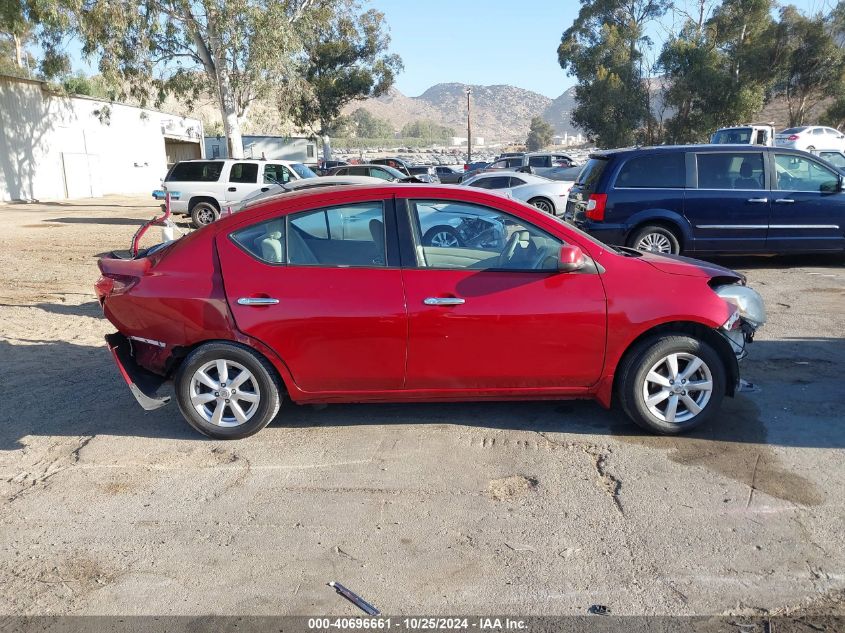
[588, 604, 610, 615]
[328, 581, 380, 615]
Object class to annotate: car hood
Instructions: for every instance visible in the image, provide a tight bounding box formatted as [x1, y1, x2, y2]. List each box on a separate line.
[632, 249, 744, 282]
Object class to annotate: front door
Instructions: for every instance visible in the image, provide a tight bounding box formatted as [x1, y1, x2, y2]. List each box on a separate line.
[215, 197, 407, 392]
[768, 153, 845, 252]
[400, 198, 606, 390]
[685, 151, 770, 253]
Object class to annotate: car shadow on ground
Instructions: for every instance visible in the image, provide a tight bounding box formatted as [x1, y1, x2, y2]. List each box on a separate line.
[1, 335, 843, 454]
[46, 217, 146, 226]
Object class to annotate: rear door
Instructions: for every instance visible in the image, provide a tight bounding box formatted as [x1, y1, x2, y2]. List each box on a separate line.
[215, 195, 407, 392]
[768, 152, 845, 252]
[224, 162, 259, 206]
[685, 150, 770, 253]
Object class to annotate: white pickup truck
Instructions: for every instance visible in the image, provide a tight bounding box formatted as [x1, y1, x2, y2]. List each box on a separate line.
[710, 124, 776, 146]
[154, 159, 318, 227]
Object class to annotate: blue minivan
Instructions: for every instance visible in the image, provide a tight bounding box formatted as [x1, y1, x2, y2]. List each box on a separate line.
[565, 145, 845, 255]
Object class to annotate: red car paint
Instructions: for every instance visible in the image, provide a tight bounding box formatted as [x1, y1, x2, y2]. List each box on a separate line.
[97, 184, 739, 409]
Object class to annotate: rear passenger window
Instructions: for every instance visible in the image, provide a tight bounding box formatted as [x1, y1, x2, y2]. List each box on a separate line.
[166, 161, 224, 182]
[289, 202, 386, 267]
[615, 154, 685, 188]
[528, 156, 550, 167]
[231, 218, 287, 264]
[229, 163, 259, 183]
[697, 152, 764, 190]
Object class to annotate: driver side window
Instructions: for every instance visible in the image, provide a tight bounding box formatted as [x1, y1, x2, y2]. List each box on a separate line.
[775, 154, 839, 192]
[407, 200, 562, 271]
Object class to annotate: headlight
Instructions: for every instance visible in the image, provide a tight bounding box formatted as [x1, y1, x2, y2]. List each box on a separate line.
[715, 284, 766, 328]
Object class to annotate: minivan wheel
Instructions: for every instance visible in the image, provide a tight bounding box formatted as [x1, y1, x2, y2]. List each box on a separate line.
[629, 225, 680, 255]
[528, 197, 555, 214]
[174, 342, 282, 439]
[617, 335, 726, 434]
[190, 202, 220, 228]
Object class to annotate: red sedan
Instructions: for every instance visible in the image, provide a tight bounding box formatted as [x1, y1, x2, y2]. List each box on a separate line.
[96, 184, 765, 439]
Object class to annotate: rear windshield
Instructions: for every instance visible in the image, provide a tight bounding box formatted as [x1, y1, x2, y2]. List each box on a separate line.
[780, 127, 808, 135]
[166, 161, 224, 182]
[575, 157, 607, 191]
[290, 163, 317, 179]
[711, 128, 751, 144]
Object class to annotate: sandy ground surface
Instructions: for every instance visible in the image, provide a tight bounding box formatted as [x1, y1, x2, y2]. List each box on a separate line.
[0, 195, 843, 617]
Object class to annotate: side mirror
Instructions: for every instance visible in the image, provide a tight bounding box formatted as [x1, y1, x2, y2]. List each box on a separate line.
[558, 244, 586, 273]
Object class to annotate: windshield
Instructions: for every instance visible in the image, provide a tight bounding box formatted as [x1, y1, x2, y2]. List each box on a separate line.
[711, 128, 752, 144]
[290, 163, 317, 179]
[380, 165, 407, 180]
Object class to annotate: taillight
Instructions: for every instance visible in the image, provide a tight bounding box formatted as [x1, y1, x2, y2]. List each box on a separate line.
[464, 164, 469, 171]
[788, 134, 799, 141]
[585, 193, 607, 221]
[95, 273, 138, 299]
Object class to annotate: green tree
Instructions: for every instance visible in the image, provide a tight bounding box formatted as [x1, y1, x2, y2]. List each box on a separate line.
[0, 0, 74, 78]
[347, 107, 394, 138]
[558, 0, 670, 148]
[66, 0, 325, 158]
[767, 5, 845, 127]
[658, 0, 775, 143]
[525, 116, 554, 151]
[400, 119, 455, 142]
[291, 3, 402, 159]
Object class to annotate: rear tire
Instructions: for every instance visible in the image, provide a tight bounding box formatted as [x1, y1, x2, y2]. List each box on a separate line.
[629, 224, 681, 255]
[174, 342, 282, 439]
[528, 197, 555, 214]
[616, 335, 726, 434]
[190, 201, 220, 228]
[424, 226, 461, 247]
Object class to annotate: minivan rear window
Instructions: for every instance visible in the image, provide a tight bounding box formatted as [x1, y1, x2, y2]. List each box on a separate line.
[166, 161, 224, 182]
[615, 153, 685, 188]
[575, 158, 607, 191]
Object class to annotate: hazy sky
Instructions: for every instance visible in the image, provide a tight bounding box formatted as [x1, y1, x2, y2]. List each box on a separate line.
[370, 0, 834, 98]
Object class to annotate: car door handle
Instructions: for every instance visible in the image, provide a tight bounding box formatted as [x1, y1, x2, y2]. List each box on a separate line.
[237, 297, 279, 306]
[775, 198, 794, 204]
[424, 297, 465, 306]
[747, 197, 768, 203]
[228, 186, 237, 192]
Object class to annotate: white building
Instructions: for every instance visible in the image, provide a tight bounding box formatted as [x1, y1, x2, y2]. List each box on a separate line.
[205, 135, 317, 163]
[450, 136, 485, 147]
[0, 74, 204, 202]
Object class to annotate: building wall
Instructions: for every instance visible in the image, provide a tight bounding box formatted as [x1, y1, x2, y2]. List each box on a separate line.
[205, 136, 317, 162]
[0, 75, 203, 202]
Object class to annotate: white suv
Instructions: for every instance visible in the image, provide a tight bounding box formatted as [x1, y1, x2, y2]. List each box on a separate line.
[775, 126, 845, 152]
[155, 159, 318, 227]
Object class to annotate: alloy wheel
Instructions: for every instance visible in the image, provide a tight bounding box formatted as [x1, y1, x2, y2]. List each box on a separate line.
[430, 231, 460, 247]
[195, 207, 215, 225]
[641, 352, 713, 424]
[636, 232, 673, 253]
[189, 359, 261, 427]
[531, 199, 554, 214]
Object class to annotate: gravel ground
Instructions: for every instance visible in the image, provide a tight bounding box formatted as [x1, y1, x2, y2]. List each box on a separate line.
[0, 195, 843, 616]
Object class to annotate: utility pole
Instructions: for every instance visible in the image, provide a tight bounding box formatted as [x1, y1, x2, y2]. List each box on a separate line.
[465, 87, 472, 167]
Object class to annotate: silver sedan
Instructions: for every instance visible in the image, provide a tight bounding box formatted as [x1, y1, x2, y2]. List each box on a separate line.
[460, 171, 575, 215]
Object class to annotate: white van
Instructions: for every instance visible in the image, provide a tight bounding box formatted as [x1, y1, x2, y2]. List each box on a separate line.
[710, 124, 776, 146]
[155, 159, 318, 227]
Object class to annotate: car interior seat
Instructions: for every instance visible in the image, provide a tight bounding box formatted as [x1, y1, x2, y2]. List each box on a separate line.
[369, 218, 386, 265]
[734, 160, 761, 189]
[257, 231, 284, 263]
[287, 227, 319, 264]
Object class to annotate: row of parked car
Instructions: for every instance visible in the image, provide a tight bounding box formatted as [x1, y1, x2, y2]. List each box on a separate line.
[154, 141, 845, 257]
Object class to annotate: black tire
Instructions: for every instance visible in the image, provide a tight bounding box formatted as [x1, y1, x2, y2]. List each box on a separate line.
[629, 224, 681, 255]
[190, 201, 220, 228]
[174, 342, 282, 439]
[616, 335, 726, 434]
[528, 197, 555, 214]
[423, 225, 461, 247]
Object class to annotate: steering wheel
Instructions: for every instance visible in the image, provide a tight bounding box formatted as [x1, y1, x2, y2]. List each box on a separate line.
[778, 172, 796, 189]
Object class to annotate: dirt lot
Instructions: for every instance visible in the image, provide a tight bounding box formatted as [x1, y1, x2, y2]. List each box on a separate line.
[0, 195, 843, 616]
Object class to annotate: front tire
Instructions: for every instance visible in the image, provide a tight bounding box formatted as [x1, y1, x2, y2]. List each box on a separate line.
[424, 226, 461, 247]
[174, 342, 282, 439]
[190, 201, 220, 228]
[616, 335, 726, 434]
[629, 224, 681, 255]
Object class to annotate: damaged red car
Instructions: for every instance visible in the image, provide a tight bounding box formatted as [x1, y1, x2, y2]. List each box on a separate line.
[96, 184, 765, 439]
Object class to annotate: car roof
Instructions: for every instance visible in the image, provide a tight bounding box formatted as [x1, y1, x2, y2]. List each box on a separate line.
[177, 158, 302, 164]
[587, 144, 810, 160]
